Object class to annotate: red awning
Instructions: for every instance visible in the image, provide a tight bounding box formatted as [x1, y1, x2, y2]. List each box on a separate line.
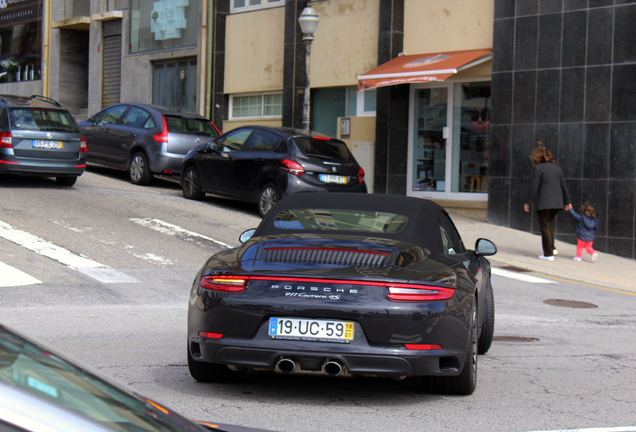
[357, 48, 492, 91]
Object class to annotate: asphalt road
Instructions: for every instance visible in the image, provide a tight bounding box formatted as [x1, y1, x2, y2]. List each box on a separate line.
[1, 168, 635, 432]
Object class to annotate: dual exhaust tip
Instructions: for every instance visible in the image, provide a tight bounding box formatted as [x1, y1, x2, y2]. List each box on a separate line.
[275, 357, 344, 376]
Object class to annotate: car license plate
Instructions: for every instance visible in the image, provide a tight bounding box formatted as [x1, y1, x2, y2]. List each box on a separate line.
[32, 140, 62, 149]
[269, 318, 354, 342]
[319, 174, 347, 184]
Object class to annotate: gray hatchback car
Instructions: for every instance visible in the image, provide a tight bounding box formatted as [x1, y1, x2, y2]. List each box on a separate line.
[0, 94, 86, 186]
[79, 103, 221, 185]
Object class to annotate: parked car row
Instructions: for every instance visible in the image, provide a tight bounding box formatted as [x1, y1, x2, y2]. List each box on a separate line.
[1, 96, 368, 216]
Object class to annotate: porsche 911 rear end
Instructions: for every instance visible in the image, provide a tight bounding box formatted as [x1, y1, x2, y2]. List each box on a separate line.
[186, 239, 476, 394]
[186, 194, 495, 395]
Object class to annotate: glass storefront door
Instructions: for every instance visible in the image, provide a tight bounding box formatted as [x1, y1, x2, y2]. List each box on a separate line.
[412, 88, 448, 192]
[409, 81, 490, 197]
[451, 82, 491, 193]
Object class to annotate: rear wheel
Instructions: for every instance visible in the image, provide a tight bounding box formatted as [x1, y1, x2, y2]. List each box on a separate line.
[478, 278, 495, 354]
[187, 349, 246, 383]
[128, 151, 152, 185]
[423, 302, 477, 395]
[182, 165, 204, 200]
[258, 183, 279, 217]
[56, 176, 77, 187]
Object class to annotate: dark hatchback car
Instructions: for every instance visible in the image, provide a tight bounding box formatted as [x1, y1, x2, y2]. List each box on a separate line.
[181, 126, 367, 216]
[79, 103, 221, 185]
[0, 94, 86, 186]
[187, 193, 497, 395]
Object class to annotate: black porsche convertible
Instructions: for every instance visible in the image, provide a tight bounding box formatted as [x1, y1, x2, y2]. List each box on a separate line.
[187, 193, 497, 395]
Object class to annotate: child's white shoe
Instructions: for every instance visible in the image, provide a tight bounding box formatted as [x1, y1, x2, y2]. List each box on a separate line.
[573, 257, 582, 262]
[592, 253, 598, 263]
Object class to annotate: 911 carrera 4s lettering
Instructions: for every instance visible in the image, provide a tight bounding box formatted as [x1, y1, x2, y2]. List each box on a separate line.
[272, 284, 359, 294]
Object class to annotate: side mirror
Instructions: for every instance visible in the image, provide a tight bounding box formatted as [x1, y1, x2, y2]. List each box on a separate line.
[239, 229, 256, 244]
[475, 238, 497, 256]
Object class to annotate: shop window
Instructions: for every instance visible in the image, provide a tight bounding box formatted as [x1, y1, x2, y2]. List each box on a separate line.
[0, 21, 41, 83]
[231, 0, 284, 13]
[412, 87, 448, 193]
[451, 82, 490, 194]
[130, 0, 198, 53]
[231, 93, 282, 119]
[410, 82, 490, 197]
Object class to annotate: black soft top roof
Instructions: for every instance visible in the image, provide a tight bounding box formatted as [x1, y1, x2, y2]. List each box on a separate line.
[255, 193, 447, 252]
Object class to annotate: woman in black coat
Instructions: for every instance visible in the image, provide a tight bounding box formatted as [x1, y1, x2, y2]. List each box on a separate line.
[523, 142, 572, 261]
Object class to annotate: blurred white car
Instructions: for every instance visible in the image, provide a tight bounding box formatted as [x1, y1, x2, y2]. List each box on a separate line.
[0, 323, 272, 432]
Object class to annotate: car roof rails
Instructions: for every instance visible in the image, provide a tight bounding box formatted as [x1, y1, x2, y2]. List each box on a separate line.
[30, 95, 62, 107]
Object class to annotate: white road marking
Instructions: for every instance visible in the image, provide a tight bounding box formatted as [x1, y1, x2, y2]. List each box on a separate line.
[0, 220, 136, 284]
[526, 427, 636, 432]
[0, 261, 41, 287]
[130, 218, 232, 248]
[492, 267, 556, 284]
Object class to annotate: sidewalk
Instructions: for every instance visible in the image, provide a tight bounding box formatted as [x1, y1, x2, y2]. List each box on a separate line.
[450, 214, 636, 294]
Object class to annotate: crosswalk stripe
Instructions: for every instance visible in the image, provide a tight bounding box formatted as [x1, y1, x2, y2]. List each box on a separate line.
[492, 267, 556, 284]
[130, 217, 233, 248]
[0, 261, 42, 287]
[0, 220, 136, 284]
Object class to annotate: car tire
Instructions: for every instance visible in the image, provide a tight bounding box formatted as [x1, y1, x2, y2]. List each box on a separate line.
[182, 165, 204, 200]
[258, 183, 279, 217]
[187, 349, 246, 383]
[478, 278, 495, 355]
[423, 301, 477, 395]
[56, 176, 77, 187]
[128, 151, 152, 185]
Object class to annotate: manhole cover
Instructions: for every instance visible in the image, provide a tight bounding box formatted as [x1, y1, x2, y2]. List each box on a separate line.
[493, 336, 539, 342]
[543, 299, 598, 309]
[500, 265, 531, 273]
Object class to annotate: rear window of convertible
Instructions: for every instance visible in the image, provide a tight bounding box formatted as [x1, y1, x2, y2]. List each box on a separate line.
[273, 208, 408, 233]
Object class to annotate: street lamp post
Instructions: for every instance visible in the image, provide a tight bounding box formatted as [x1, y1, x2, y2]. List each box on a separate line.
[298, 6, 319, 132]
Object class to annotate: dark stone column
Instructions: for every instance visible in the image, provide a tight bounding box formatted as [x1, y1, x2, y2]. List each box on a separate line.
[282, 0, 308, 129]
[374, 0, 405, 195]
[210, 0, 229, 128]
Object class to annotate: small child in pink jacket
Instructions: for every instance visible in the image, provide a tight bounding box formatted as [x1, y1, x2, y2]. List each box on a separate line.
[567, 202, 599, 262]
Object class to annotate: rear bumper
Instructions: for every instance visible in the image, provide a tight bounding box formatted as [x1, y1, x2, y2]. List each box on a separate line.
[0, 158, 85, 177]
[152, 150, 185, 175]
[189, 336, 464, 377]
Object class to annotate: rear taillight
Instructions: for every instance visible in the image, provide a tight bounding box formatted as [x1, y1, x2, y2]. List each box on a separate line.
[386, 283, 454, 302]
[200, 274, 452, 303]
[280, 159, 304, 177]
[199, 331, 223, 339]
[0, 131, 12, 148]
[154, 116, 169, 143]
[358, 167, 365, 183]
[200, 275, 248, 292]
[80, 136, 87, 152]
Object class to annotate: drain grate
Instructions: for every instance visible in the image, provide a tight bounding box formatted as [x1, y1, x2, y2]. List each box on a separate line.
[500, 265, 532, 273]
[543, 299, 598, 309]
[493, 336, 539, 343]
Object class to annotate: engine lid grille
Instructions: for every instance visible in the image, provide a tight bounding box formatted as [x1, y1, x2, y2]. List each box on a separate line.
[260, 247, 392, 267]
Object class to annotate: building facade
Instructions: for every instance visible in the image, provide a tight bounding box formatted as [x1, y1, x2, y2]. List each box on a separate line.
[2, 0, 634, 259]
